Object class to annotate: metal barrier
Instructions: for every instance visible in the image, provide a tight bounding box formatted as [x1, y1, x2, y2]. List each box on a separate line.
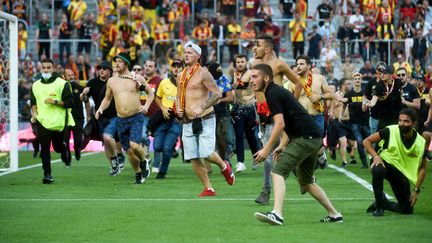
[245, 18, 329, 27]
[27, 38, 100, 60]
[153, 37, 408, 66]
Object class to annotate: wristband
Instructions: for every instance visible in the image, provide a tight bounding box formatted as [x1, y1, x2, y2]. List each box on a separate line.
[54, 100, 58, 105]
[414, 187, 421, 193]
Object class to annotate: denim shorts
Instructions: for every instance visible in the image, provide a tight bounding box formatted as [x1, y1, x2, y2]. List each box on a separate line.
[117, 113, 145, 151]
[97, 117, 119, 140]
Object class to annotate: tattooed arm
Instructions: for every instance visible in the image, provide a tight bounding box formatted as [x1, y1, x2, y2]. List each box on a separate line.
[200, 70, 222, 110]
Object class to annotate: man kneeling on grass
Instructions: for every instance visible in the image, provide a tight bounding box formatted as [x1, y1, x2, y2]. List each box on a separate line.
[251, 64, 343, 225]
[363, 108, 428, 216]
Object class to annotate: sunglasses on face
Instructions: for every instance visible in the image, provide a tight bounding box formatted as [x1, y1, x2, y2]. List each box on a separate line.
[133, 68, 142, 71]
[397, 73, 406, 77]
[97, 67, 110, 71]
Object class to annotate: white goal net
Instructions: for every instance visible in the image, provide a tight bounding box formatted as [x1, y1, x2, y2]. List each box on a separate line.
[0, 11, 18, 172]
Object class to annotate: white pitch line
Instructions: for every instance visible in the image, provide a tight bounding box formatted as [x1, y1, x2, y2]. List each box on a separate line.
[0, 152, 100, 177]
[327, 164, 393, 199]
[0, 197, 374, 202]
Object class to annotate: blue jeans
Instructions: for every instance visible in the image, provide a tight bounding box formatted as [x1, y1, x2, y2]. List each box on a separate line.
[351, 123, 370, 167]
[152, 120, 181, 174]
[141, 115, 150, 146]
[369, 117, 378, 134]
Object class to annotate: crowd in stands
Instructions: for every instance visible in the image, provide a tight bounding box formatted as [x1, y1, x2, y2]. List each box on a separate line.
[1, 0, 431, 121]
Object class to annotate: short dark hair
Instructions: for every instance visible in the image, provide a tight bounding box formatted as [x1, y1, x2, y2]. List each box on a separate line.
[295, 55, 311, 66]
[252, 63, 273, 81]
[256, 34, 274, 49]
[400, 107, 418, 122]
[146, 59, 157, 68]
[234, 54, 247, 61]
[41, 58, 54, 65]
[339, 78, 349, 87]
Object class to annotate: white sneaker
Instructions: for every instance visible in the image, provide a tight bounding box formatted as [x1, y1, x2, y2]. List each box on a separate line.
[152, 167, 159, 173]
[235, 162, 246, 173]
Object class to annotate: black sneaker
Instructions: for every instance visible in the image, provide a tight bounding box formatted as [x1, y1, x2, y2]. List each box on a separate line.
[320, 215, 343, 223]
[341, 161, 348, 167]
[350, 158, 357, 164]
[61, 143, 71, 166]
[330, 149, 336, 160]
[135, 173, 145, 184]
[75, 150, 81, 161]
[366, 201, 377, 213]
[140, 160, 151, 178]
[317, 154, 327, 169]
[155, 172, 166, 179]
[118, 154, 125, 164]
[255, 191, 270, 205]
[118, 158, 125, 171]
[373, 208, 384, 217]
[42, 174, 54, 184]
[33, 150, 39, 158]
[254, 212, 283, 226]
[108, 159, 120, 176]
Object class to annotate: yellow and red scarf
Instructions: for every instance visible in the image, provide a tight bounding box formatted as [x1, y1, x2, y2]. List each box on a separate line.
[302, 72, 324, 112]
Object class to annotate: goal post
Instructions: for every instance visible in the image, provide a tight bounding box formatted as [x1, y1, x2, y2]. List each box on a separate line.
[0, 11, 18, 172]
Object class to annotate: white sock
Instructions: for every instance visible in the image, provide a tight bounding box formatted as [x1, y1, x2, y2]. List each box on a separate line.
[222, 164, 227, 171]
[271, 210, 283, 219]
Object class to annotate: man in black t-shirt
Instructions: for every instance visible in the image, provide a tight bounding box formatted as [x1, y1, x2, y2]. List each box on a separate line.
[366, 65, 403, 131]
[359, 60, 376, 88]
[58, 14, 73, 67]
[36, 14, 52, 61]
[63, 69, 85, 161]
[81, 61, 125, 176]
[415, 75, 432, 154]
[364, 61, 385, 134]
[360, 24, 375, 62]
[314, 0, 332, 26]
[252, 64, 343, 226]
[344, 73, 370, 168]
[397, 67, 421, 109]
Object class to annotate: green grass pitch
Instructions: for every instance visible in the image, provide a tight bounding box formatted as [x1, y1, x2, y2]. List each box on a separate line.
[0, 151, 431, 242]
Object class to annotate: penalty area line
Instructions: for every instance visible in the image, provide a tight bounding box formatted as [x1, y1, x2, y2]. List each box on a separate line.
[328, 164, 393, 199]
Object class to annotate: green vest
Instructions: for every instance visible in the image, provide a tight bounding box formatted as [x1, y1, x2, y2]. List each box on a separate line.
[379, 125, 425, 185]
[32, 77, 75, 131]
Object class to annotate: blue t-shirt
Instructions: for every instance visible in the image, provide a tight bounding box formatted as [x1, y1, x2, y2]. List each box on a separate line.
[214, 75, 232, 116]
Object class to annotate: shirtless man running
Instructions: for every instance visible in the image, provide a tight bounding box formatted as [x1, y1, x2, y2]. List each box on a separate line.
[175, 42, 235, 196]
[96, 52, 155, 184]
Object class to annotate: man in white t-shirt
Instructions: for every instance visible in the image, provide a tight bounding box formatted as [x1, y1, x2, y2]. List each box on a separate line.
[349, 6, 364, 56]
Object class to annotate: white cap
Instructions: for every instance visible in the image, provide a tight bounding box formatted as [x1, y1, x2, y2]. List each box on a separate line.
[184, 41, 202, 55]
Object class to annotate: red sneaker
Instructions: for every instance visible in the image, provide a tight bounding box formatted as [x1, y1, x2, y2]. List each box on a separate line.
[198, 187, 216, 197]
[221, 161, 235, 185]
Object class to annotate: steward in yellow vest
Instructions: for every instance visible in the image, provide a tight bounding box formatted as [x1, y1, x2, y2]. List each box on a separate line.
[363, 108, 428, 216]
[30, 59, 75, 184]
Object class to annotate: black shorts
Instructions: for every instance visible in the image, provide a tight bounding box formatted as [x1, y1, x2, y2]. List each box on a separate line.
[333, 120, 355, 140]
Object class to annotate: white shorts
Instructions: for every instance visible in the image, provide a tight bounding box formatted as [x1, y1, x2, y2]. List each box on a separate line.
[182, 116, 216, 160]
